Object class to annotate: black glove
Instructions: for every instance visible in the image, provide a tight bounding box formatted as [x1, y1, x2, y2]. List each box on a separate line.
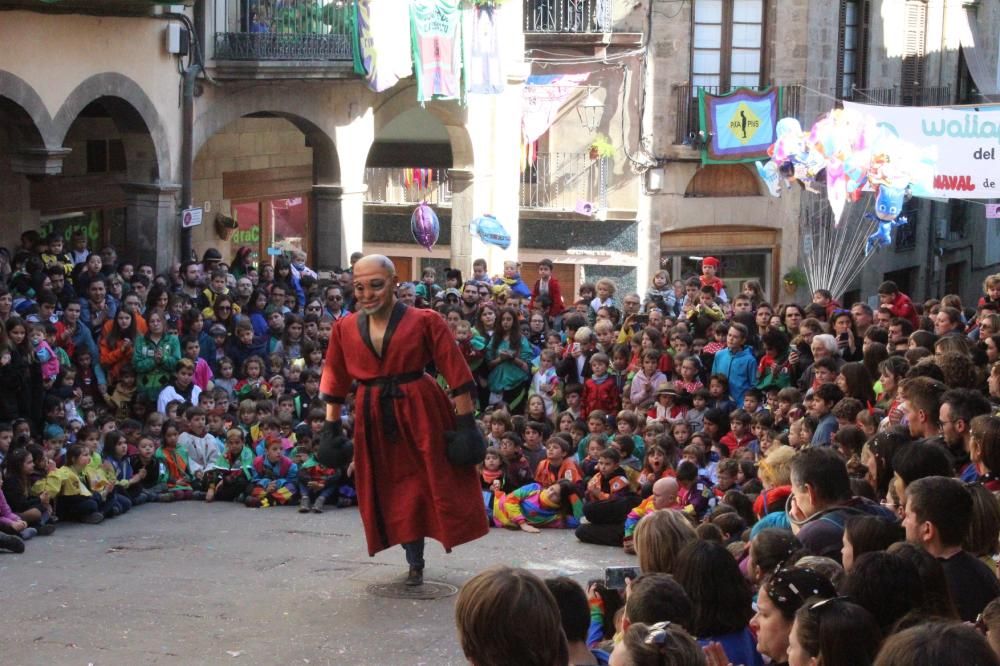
[444, 413, 486, 466]
[316, 420, 353, 469]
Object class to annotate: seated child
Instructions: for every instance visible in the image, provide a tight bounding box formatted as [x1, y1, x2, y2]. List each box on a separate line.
[204, 428, 254, 503]
[296, 443, 345, 513]
[103, 430, 148, 505]
[45, 444, 106, 524]
[478, 443, 505, 491]
[246, 439, 298, 508]
[585, 448, 632, 504]
[611, 435, 642, 474]
[178, 406, 224, 487]
[579, 436, 607, 483]
[637, 443, 674, 490]
[534, 437, 582, 489]
[156, 420, 199, 500]
[129, 435, 171, 503]
[676, 460, 717, 521]
[498, 432, 533, 492]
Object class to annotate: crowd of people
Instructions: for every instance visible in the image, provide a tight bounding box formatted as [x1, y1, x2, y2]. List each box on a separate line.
[3, 229, 1000, 664]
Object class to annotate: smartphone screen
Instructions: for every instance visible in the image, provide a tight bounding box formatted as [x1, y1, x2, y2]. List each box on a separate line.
[604, 566, 640, 590]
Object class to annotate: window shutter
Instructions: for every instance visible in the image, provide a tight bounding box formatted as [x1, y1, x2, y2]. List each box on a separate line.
[900, 0, 927, 105]
[859, 0, 870, 90]
[836, 0, 848, 99]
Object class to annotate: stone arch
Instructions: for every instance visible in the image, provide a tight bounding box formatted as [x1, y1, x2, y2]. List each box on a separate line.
[0, 70, 57, 149]
[372, 84, 475, 171]
[53, 72, 170, 181]
[194, 87, 339, 183]
[684, 163, 762, 197]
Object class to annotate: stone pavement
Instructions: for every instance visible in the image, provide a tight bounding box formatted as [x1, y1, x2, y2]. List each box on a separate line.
[0, 502, 634, 665]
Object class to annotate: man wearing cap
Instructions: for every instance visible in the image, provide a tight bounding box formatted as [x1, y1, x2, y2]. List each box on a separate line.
[699, 257, 728, 303]
[317, 254, 487, 587]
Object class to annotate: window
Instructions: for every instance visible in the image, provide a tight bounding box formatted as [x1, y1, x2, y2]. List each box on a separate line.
[837, 0, 869, 99]
[895, 197, 918, 251]
[948, 200, 968, 239]
[691, 0, 764, 91]
[85, 139, 125, 174]
[900, 0, 927, 106]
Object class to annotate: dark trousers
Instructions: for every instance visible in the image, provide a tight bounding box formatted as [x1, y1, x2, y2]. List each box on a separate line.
[402, 539, 425, 569]
[576, 521, 626, 546]
[214, 475, 250, 502]
[57, 495, 100, 521]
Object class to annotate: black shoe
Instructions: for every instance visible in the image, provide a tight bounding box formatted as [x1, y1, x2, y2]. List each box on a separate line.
[82, 512, 105, 525]
[405, 566, 424, 587]
[0, 533, 25, 553]
[36, 524, 56, 536]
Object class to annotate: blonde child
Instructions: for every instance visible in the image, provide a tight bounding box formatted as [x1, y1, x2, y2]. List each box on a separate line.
[529, 349, 562, 418]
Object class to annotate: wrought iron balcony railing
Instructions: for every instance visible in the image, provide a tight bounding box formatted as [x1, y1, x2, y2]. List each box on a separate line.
[364, 154, 607, 213]
[214, 0, 353, 61]
[364, 168, 453, 206]
[523, 0, 612, 33]
[672, 84, 804, 145]
[520, 152, 608, 211]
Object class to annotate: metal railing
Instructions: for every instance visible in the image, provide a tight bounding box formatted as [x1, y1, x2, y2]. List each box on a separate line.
[520, 152, 607, 211]
[848, 84, 952, 107]
[214, 0, 353, 61]
[364, 155, 607, 212]
[523, 0, 612, 33]
[364, 168, 453, 206]
[672, 84, 804, 145]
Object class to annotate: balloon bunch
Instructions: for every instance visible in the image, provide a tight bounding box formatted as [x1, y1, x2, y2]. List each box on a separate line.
[756, 108, 936, 230]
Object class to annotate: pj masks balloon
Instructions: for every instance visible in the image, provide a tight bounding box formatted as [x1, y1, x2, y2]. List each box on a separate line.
[873, 184, 908, 222]
[410, 203, 440, 251]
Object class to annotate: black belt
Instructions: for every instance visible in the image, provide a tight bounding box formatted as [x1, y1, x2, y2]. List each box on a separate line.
[359, 370, 427, 438]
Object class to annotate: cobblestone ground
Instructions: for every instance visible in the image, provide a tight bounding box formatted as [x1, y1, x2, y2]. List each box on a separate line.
[0, 502, 633, 665]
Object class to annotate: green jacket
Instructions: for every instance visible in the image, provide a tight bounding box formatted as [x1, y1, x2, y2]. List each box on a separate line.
[133, 333, 181, 397]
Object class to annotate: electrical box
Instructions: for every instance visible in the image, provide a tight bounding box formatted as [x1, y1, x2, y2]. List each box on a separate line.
[166, 24, 190, 56]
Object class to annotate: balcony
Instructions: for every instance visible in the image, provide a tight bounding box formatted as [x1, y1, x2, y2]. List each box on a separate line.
[845, 85, 952, 107]
[212, 0, 353, 77]
[520, 152, 607, 212]
[363, 154, 607, 214]
[522, 0, 642, 51]
[672, 84, 805, 145]
[364, 168, 452, 207]
[0, 0, 192, 15]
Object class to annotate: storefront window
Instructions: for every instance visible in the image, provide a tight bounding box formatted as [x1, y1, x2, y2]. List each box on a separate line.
[661, 250, 771, 300]
[231, 195, 310, 266]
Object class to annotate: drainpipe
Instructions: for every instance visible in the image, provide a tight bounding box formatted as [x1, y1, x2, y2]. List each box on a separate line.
[179, 62, 201, 264]
[156, 5, 214, 264]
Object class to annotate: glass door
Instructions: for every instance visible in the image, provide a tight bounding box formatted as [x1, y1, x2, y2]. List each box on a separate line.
[661, 250, 772, 301]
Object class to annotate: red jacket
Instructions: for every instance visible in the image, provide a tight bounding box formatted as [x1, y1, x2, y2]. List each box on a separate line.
[583, 375, 621, 416]
[887, 292, 919, 328]
[530, 277, 565, 319]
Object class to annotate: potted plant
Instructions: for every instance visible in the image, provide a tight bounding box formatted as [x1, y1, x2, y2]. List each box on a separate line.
[215, 214, 238, 241]
[782, 266, 807, 296]
[589, 133, 614, 160]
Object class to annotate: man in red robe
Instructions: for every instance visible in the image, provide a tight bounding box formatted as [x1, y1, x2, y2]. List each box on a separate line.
[317, 255, 488, 586]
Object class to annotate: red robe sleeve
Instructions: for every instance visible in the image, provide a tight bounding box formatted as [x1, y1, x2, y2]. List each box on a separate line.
[319, 316, 352, 403]
[422, 309, 476, 396]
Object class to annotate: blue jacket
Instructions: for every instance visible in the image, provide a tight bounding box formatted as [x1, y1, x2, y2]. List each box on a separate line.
[711, 346, 757, 404]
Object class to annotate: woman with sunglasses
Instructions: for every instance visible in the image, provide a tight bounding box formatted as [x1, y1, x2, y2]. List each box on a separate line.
[788, 596, 881, 666]
[750, 566, 836, 666]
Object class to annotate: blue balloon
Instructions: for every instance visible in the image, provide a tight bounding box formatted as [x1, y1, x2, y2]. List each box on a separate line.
[865, 214, 908, 256]
[472, 214, 511, 250]
[410, 203, 440, 251]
